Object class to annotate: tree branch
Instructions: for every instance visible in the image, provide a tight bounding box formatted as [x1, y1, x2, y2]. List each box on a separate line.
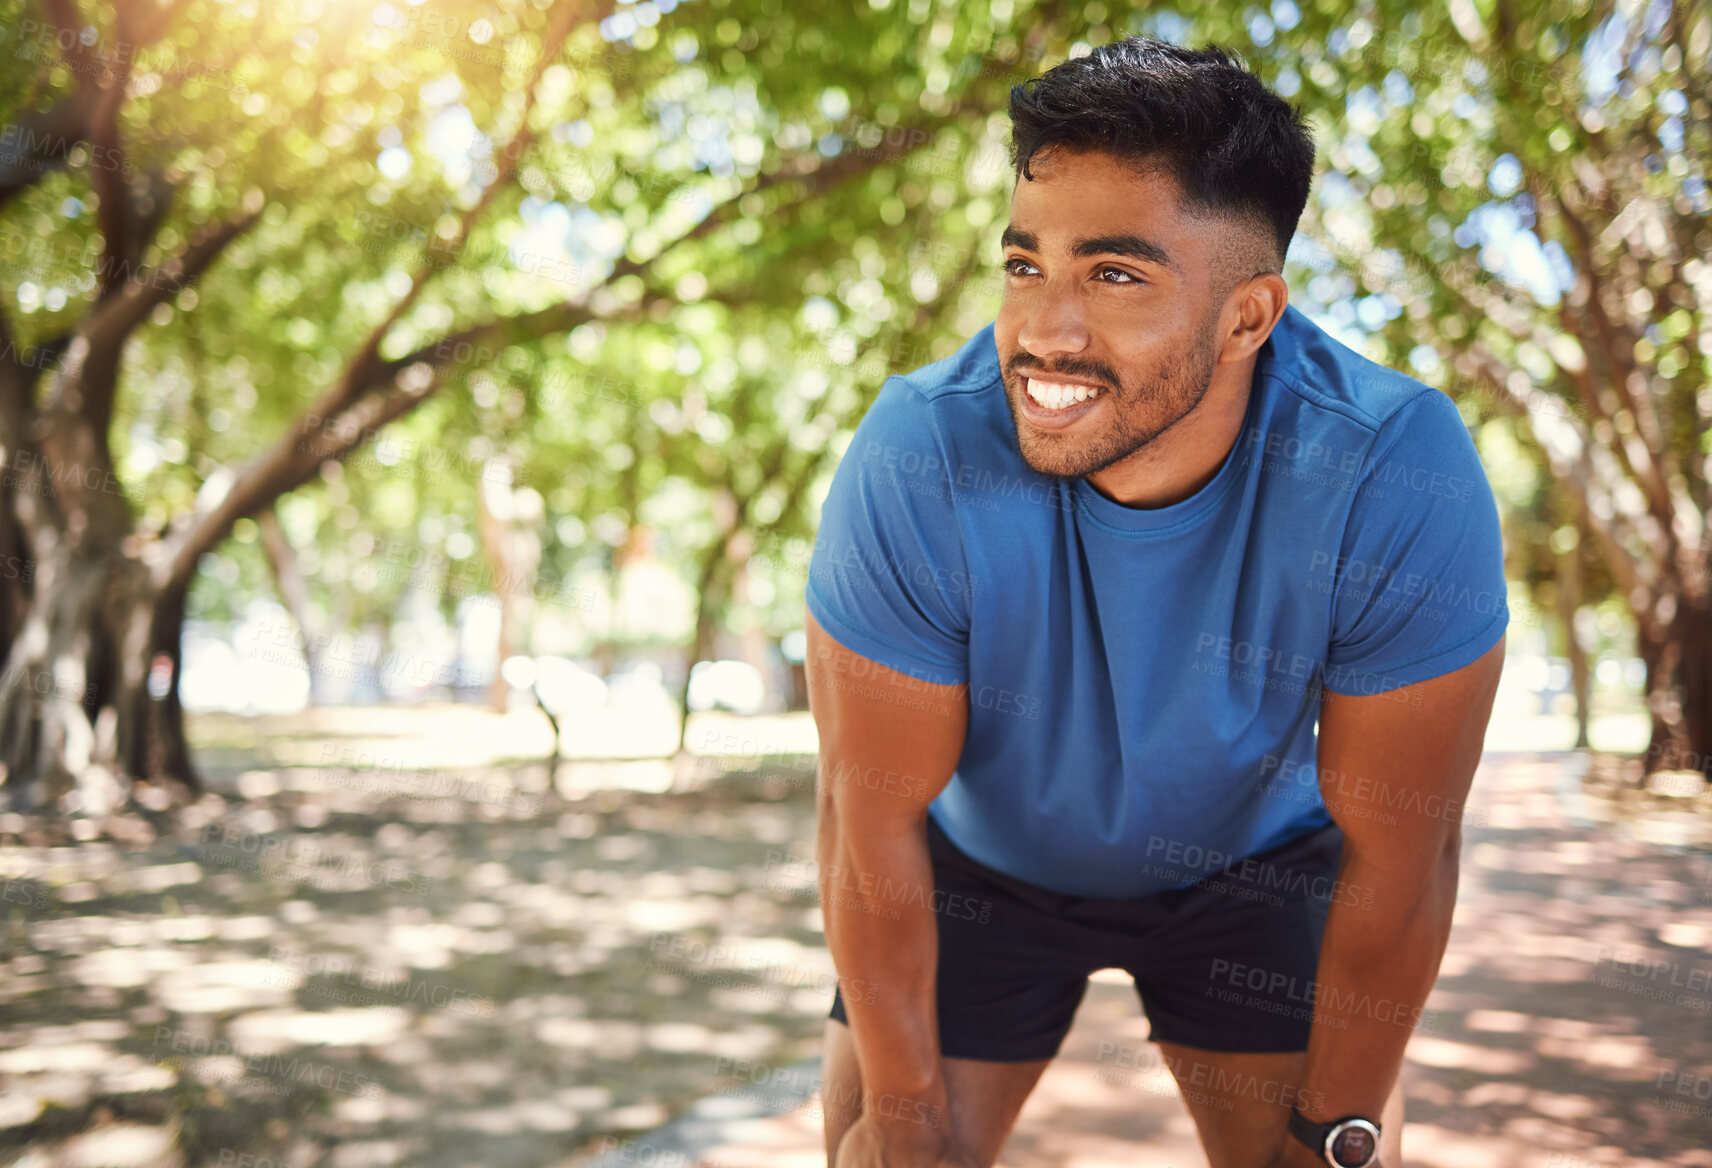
[74, 199, 263, 360]
[326, 0, 596, 422]
[0, 93, 92, 208]
[50, 200, 262, 435]
[1544, 186, 1684, 561]
[159, 68, 994, 598]
[75, 0, 195, 298]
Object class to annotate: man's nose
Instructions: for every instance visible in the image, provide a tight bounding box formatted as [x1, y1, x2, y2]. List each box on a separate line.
[1013, 276, 1091, 359]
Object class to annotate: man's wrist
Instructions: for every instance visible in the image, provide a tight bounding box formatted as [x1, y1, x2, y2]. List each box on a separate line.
[1285, 1105, 1384, 1168]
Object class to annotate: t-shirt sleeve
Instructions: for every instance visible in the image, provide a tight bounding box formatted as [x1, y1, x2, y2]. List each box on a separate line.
[1320, 388, 1509, 696]
[805, 375, 971, 686]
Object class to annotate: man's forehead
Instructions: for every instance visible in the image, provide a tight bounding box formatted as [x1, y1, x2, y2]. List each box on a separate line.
[1009, 150, 1188, 209]
[1005, 161, 1273, 285]
[1005, 156, 1193, 270]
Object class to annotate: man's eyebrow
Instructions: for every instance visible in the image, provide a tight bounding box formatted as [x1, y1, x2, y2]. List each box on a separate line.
[1072, 233, 1176, 271]
[1000, 225, 1176, 272]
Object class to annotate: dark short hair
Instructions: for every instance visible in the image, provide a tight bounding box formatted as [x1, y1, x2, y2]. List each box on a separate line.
[1008, 36, 1316, 268]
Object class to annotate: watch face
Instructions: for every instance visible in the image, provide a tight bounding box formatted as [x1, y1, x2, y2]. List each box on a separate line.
[1329, 1125, 1377, 1167]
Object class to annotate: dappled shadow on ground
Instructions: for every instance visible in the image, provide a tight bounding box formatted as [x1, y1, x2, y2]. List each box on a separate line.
[1388, 751, 1712, 1167]
[0, 736, 830, 1168]
[2, 733, 1710, 1168]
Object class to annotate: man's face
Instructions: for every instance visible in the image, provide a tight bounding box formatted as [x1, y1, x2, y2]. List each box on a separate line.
[993, 147, 1230, 480]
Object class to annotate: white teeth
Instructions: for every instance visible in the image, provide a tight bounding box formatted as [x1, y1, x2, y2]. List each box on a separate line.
[1026, 378, 1103, 411]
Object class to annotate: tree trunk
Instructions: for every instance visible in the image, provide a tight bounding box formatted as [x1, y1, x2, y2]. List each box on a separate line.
[256, 508, 323, 705]
[0, 520, 200, 809]
[115, 572, 199, 795]
[675, 534, 736, 758]
[1638, 613, 1692, 779]
[0, 483, 31, 664]
[476, 460, 537, 713]
[0, 541, 108, 809]
[1554, 524, 1591, 750]
[1672, 589, 1712, 782]
[0, 365, 209, 807]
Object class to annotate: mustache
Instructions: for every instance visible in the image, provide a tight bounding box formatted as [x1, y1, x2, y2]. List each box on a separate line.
[1005, 352, 1121, 389]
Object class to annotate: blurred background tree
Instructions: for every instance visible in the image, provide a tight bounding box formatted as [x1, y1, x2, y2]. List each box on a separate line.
[0, 0, 1704, 815]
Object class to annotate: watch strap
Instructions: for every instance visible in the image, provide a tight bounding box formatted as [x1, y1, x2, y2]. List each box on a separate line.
[1287, 1106, 1331, 1157]
[1287, 1108, 1381, 1167]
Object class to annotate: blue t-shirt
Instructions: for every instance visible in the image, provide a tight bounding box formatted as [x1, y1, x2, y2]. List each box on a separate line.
[805, 303, 1509, 899]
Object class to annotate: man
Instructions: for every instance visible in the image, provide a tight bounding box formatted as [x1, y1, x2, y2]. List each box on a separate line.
[804, 36, 1507, 1168]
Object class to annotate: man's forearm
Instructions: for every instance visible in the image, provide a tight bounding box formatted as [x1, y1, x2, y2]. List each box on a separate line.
[1295, 843, 1459, 1121]
[818, 808, 950, 1133]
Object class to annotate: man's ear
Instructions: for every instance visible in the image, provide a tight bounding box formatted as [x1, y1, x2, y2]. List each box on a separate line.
[1216, 270, 1288, 366]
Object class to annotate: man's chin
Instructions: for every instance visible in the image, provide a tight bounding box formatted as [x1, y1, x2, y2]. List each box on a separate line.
[1015, 433, 1100, 481]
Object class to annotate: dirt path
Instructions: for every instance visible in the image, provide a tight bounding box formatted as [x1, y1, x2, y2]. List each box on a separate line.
[0, 741, 1708, 1168]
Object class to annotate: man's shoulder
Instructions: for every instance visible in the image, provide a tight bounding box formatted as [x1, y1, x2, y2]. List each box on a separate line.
[858, 323, 1012, 455]
[1265, 304, 1448, 437]
[885, 321, 1005, 408]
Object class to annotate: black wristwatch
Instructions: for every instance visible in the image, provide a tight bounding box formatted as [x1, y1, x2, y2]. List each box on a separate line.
[1287, 1108, 1381, 1167]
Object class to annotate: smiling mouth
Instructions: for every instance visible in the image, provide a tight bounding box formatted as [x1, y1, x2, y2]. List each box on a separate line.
[1022, 375, 1107, 411]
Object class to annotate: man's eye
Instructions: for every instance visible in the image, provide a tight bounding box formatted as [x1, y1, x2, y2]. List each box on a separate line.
[1097, 266, 1138, 284]
[1003, 257, 1037, 277]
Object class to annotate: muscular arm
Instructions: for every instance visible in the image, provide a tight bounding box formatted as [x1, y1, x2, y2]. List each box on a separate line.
[1277, 636, 1505, 1165]
[807, 610, 969, 1158]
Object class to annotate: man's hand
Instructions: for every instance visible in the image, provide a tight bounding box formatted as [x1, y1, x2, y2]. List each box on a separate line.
[833, 1111, 980, 1168]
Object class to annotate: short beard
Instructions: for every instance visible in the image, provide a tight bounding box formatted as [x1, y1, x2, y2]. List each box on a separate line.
[1003, 311, 1223, 481]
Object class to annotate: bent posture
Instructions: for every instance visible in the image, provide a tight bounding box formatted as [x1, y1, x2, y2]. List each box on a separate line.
[806, 35, 1506, 1168]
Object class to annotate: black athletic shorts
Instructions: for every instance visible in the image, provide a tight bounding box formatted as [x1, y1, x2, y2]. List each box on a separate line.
[828, 814, 1346, 1061]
